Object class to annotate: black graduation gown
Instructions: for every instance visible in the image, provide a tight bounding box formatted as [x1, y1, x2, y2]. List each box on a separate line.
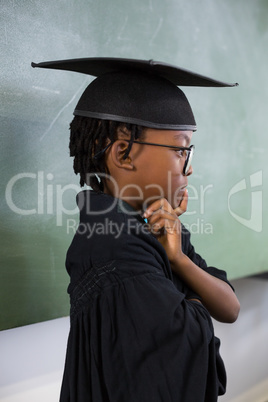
[60, 191, 229, 402]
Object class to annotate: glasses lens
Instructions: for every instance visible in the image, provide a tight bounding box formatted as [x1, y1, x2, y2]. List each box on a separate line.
[184, 146, 194, 175]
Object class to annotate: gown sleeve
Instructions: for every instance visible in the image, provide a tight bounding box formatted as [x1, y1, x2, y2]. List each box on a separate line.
[172, 223, 234, 300]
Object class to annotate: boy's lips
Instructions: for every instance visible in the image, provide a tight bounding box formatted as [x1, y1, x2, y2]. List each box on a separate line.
[178, 184, 188, 194]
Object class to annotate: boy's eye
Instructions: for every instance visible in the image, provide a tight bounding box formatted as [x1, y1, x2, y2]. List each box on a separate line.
[174, 149, 185, 158]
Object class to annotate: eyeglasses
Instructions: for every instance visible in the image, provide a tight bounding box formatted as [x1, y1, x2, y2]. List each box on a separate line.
[94, 139, 194, 175]
[127, 140, 195, 175]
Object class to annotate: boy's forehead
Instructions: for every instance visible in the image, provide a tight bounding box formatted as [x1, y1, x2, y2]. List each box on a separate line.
[32, 57, 238, 131]
[145, 129, 193, 144]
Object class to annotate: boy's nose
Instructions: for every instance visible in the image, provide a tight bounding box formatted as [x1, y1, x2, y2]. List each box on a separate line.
[185, 165, 193, 176]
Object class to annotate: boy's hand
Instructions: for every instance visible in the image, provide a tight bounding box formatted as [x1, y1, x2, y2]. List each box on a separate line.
[143, 189, 188, 263]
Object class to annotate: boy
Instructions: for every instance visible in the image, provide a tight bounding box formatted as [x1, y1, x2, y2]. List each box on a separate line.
[33, 58, 240, 401]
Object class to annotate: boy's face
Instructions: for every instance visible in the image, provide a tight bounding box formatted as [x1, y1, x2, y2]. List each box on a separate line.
[125, 128, 193, 211]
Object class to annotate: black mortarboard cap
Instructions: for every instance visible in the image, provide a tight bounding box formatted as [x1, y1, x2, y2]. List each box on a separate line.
[32, 57, 238, 131]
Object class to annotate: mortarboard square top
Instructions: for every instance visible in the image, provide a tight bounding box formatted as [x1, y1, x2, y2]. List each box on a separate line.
[32, 57, 238, 131]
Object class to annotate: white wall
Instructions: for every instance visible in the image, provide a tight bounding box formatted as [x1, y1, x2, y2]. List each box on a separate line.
[0, 318, 69, 402]
[1, 277, 268, 402]
[214, 277, 268, 402]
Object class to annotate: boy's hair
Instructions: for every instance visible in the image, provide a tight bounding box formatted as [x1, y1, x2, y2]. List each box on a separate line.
[69, 116, 144, 192]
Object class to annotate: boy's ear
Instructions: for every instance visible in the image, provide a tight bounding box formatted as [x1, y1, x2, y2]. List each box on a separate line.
[110, 140, 134, 170]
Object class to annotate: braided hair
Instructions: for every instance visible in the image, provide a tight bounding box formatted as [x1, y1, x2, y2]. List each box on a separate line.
[69, 116, 144, 192]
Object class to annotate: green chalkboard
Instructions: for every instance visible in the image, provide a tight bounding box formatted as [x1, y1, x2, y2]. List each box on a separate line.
[1, 0, 268, 330]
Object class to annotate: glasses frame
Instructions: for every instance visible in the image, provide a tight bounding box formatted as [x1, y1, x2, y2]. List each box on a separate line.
[127, 140, 195, 175]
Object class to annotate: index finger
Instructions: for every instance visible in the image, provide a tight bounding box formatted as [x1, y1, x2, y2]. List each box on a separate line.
[143, 198, 174, 219]
[174, 189, 188, 216]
